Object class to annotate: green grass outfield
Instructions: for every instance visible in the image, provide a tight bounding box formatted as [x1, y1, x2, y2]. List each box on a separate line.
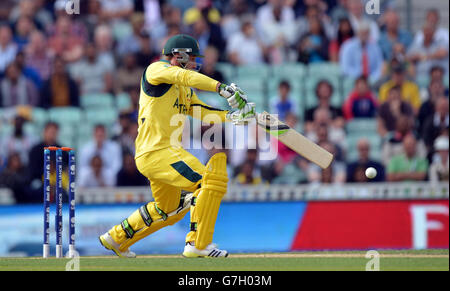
[0, 249, 448, 271]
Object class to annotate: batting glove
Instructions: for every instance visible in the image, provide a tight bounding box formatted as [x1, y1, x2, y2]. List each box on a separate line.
[226, 103, 256, 125]
[219, 83, 248, 110]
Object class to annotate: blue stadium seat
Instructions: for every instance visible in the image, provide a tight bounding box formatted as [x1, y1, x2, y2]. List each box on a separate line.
[272, 63, 307, 79]
[308, 62, 341, 77]
[236, 64, 270, 80]
[32, 108, 49, 125]
[85, 108, 118, 126]
[346, 118, 378, 134]
[215, 63, 236, 82]
[304, 76, 342, 109]
[48, 107, 82, 125]
[116, 93, 132, 111]
[81, 93, 114, 108]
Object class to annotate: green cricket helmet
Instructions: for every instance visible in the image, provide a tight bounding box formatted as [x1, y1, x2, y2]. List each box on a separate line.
[162, 34, 203, 70]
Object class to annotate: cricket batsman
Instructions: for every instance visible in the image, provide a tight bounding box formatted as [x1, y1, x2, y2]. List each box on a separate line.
[99, 34, 255, 258]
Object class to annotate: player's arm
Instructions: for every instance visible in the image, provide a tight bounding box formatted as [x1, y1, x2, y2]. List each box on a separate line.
[188, 89, 229, 122]
[149, 64, 219, 92]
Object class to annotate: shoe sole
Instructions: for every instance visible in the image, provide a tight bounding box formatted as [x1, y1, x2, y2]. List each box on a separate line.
[98, 235, 126, 258]
[182, 251, 229, 258]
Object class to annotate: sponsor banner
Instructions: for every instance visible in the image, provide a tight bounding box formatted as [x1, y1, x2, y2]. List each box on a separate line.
[291, 200, 449, 250]
[0, 202, 306, 256]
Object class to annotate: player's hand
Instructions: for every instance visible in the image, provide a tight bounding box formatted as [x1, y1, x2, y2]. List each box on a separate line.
[219, 83, 248, 109]
[226, 103, 256, 125]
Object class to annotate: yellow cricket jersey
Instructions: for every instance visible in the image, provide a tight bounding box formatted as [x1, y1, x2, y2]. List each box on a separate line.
[135, 60, 228, 159]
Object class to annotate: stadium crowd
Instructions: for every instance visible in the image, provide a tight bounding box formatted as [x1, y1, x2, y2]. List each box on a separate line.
[0, 0, 448, 203]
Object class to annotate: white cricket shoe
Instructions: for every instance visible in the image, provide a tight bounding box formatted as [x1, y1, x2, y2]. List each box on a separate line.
[183, 242, 229, 258]
[99, 232, 136, 258]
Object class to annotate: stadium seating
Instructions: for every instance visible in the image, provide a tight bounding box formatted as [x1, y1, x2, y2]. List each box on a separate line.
[80, 93, 115, 108]
[236, 64, 270, 80]
[48, 107, 82, 125]
[308, 62, 341, 77]
[346, 118, 378, 134]
[85, 108, 118, 126]
[215, 62, 235, 82]
[116, 93, 132, 112]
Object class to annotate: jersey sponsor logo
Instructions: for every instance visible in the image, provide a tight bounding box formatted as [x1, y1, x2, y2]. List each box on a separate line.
[173, 97, 188, 114]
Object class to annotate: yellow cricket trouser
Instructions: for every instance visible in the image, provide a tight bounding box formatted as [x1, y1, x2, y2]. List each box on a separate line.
[109, 146, 205, 252]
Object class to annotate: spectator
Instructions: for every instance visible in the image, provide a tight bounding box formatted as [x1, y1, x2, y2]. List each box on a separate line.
[116, 153, 148, 186]
[269, 80, 298, 121]
[117, 13, 146, 56]
[256, 0, 296, 45]
[80, 0, 102, 37]
[79, 124, 122, 178]
[183, 0, 221, 26]
[304, 80, 344, 130]
[381, 115, 426, 166]
[306, 109, 346, 154]
[0, 115, 37, 165]
[0, 152, 29, 203]
[27, 122, 62, 183]
[9, 0, 51, 30]
[377, 86, 414, 135]
[70, 43, 113, 95]
[378, 10, 413, 61]
[24, 31, 53, 81]
[346, 0, 380, 41]
[426, 65, 449, 98]
[40, 56, 80, 108]
[99, 0, 134, 24]
[115, 53, 144, 94]
[78, 155, 116, 188]
[135, 32, 159, 67]
[0, 61, 39, 107]
[413, 9, 449, 52]
[296, 17, 329, 64]
[93, 25, 116, 73]
[221, 0, 252, 39]
[234, 160, 262, 185]
[342, 76, 378, 120]
[379, 64, 421, 112]
[330, 0, 349, 24]
[387, 134, 429, 182]
[421, 97, 449, 153]
[417, 80, 446, 135]
[47, 15, 85, 63]
[190, 14, 225, 57]
[429, 135, 449, 184]
[151, 5, 184, 52]
[329, 17, 354, 62]
[12, 15, 35, 51]
[296, 4, 334, 42]
[0, 25, 17, 74]
[14, 51, 42, 90]
[308, 141, 346, 184]
[339, 20, 383, 83]
[347, 138, 385, 182]
[407, 23, 449, 79]
[227, 19, 264, 65]
[199, 46, 225, 83]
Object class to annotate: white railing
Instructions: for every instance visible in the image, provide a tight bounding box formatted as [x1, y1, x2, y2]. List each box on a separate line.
[0, 182, 448, 205]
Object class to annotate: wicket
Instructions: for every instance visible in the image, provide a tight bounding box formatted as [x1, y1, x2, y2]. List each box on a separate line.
[43, 146, 76, 258]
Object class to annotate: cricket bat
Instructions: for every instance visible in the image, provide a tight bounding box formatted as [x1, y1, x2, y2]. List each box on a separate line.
[256, 111, 334, 169]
